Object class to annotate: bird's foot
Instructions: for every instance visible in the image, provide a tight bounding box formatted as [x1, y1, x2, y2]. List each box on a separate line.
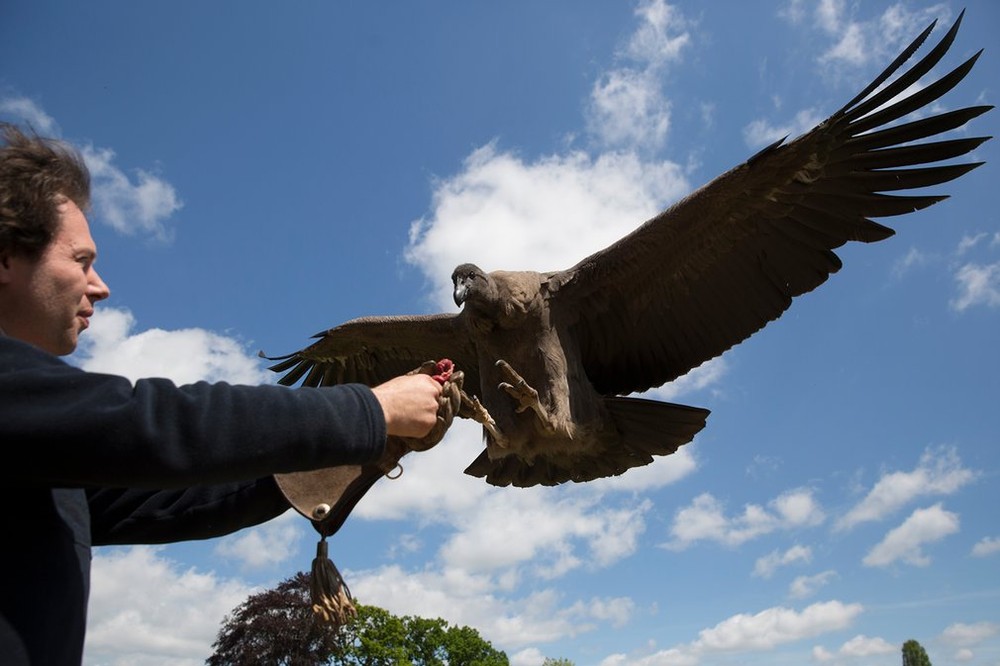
[496, 360, 556, 433]
[461, 392, 509, 448]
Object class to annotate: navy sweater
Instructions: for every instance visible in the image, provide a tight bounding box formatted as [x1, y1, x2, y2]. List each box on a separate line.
[0, 335, 386, 665]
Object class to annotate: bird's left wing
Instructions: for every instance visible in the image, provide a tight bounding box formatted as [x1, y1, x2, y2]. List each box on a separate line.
[549, 11, 991, 397]
[264, 313, 480, 390]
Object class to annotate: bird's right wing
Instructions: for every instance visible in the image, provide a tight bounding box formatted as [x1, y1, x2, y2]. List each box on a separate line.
[263, 313, 480, 391]
[549, 11, 990, 397]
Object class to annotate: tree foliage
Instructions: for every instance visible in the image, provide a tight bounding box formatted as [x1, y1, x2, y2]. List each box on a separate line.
[207, 571, 339, 665]
[208, 571, 508, 665]
[902, 639, 932, 666]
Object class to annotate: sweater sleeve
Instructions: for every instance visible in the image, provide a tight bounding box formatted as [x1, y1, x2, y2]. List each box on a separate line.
[85, 478, 293, 545]
[0, 337, 387, 489]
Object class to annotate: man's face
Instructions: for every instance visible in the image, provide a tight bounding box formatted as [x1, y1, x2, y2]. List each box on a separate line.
[0, 199, 110, 355]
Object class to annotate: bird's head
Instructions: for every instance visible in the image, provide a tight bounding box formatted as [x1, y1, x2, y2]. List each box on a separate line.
[452, 263, 493, 309]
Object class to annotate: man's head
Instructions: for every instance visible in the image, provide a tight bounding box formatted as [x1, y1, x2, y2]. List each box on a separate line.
[0, 123, 110, 355]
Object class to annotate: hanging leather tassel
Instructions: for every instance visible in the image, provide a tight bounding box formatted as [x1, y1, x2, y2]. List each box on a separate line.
[309, 536, 356, 627]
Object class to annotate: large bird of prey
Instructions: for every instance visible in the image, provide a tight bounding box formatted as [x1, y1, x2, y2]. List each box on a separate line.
[267, 13, 991, 488]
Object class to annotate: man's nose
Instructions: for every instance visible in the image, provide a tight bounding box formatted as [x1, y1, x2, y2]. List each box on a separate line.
[88, 268, 111, 301]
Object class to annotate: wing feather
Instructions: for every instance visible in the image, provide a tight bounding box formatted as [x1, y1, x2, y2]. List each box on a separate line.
[262, 313, 480, 391]
[550, 11, 991, 396]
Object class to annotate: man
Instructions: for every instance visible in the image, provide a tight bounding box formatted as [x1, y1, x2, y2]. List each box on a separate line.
[0, 123, 447, 664]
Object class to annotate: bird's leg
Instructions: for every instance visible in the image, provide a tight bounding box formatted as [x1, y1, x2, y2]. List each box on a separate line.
[459, 391, 509, 448]
[496, 359, 556, 433]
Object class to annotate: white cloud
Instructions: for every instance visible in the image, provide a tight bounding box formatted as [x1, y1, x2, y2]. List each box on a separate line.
[0, 95, 182, 242]
[691, 600, 863, 652]
[812, 644, 835, 662]
[743, 108, 825, 149]
[588, 445, 698, 493]
[406, 143, 689, 310]
[355, 420, 496, 521]
[823, 22, 866, 66]
[403, 5, 696, 299]
[599, 601, 863, 665]
[511, 647, 547, 666]
[971, 536, 1000, 557]
[956, 232, 992, 256]
[789, 570, 837, 599]
[349, 564, 631, 649]
[892, 246, 930, 279]
[213, 511, 301, 570]
[836, 446, 976, 531]
[753, 544, 812, 578]
[81, 144, 183, 242]
[72, 306, 272, 385]
[86, 546, 256, 665]
[813, 1, 948, 69]
[643, 357, 728, 403]
[862, 503, 960, 567]
[438, 487, 651, 576]
[0, 95, 58, 135]
[834, 634, 897, 657]
[940, 621, 1000, 647]
[951, 261, 1000, 311]
[624, 0, 690, 66]
[583, 0, 691, 152]
[589, 69, 671, 150]
[663, 488, 824, 550]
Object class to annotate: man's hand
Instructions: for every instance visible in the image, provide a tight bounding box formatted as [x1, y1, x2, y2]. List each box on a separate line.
[371, 373, 443, 438]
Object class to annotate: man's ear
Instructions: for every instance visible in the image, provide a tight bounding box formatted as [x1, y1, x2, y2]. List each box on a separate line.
[0, 251, 15, 284]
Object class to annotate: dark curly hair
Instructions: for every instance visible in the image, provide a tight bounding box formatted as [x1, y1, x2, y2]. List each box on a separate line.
[0, 123, 91, 260]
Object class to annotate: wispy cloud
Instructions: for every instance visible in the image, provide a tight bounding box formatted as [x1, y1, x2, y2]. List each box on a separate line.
[836, 446, 976, 531]
[951, 261, 1000, 310]
[586, 0, 691, 152]
[753, 544, 812, 579]
[742, 108, 824, 149]
[804, 1, 949, 70]
[789, 570, 837, 600]
[213, 511, 301, 570]
[0, 95, 183, 242]
[0, 95, 58, 134]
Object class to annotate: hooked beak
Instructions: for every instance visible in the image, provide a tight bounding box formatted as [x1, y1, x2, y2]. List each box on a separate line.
[453, 281, 467, 307]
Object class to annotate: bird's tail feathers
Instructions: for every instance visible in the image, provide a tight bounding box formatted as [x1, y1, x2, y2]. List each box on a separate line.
[604, 396, 710, 456]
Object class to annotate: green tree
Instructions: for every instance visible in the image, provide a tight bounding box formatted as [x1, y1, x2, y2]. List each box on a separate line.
[902, 639, 932, 666]
[208, 571, 508, 665]
[335, 605, 508, 665]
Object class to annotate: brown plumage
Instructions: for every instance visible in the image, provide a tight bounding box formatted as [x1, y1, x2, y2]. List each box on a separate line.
[266, 13, 991, 488]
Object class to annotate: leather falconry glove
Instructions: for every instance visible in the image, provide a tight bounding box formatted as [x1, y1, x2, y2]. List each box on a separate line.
[273, 359, 464, 628]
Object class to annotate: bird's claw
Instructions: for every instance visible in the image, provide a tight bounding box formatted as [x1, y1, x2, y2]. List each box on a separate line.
[495, 360, 554, 432]
[461, 392, 508, 448]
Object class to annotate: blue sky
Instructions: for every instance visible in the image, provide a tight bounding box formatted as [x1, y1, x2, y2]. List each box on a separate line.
[3, 1, 999, 664]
